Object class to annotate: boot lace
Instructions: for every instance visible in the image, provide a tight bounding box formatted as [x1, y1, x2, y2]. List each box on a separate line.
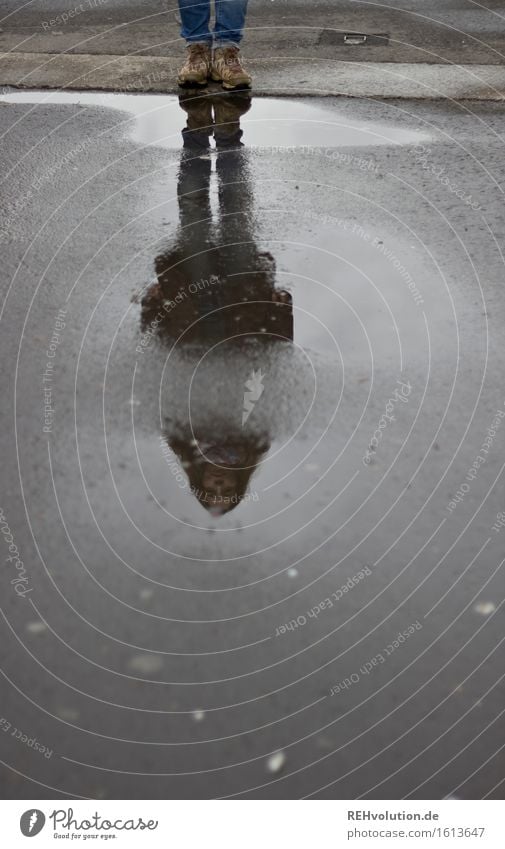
[188, 44, 208, 62]
[221, 47, 242, 70]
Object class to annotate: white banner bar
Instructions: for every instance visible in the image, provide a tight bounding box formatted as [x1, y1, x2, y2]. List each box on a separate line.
[2, 800, 502, 847]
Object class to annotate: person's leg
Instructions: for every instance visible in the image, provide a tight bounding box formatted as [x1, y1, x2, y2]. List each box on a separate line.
[213, 0, 248, 46]
[172, 97, 214, 296]
[211, 0, 251, 89]
[177, 1, 213, 86]
[213, 92, 249, 148]
[178, 0, 212, 44]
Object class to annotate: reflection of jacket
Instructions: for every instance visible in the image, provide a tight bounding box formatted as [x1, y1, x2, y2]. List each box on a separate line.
[142, 245, 293, 345]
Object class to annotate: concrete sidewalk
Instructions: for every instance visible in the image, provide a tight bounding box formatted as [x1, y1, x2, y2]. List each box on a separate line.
[1, 51, 505, 99]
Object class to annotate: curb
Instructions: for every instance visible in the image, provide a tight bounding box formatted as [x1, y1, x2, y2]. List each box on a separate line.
[1, 53, 505, 100]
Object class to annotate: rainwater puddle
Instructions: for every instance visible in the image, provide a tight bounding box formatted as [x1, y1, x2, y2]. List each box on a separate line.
[1, 90, 431, 149]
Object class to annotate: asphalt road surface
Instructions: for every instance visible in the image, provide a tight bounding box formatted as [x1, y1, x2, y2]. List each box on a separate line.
[0, 0, 505, 63]
[0, 88, 504, 799]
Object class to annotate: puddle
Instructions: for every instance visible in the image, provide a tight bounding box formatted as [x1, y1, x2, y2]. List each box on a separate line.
[2, 88, 448, 529]
[0, 90, 431, 149]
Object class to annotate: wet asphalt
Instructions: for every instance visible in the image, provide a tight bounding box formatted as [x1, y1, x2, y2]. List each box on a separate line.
[0, 89, 504, 799]
[1, 0, 504, 64]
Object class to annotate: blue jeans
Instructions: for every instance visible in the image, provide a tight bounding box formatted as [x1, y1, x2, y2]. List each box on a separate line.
[178, 0, 248, 46]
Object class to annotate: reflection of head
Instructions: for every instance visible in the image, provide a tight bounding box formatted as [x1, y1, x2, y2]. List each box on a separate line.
[167, 434, 268, 515]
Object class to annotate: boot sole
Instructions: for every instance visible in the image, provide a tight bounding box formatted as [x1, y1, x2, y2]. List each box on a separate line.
[221, 81, 252, 90]
[210, 73, 252, 90]
[178, 79, 209, 88]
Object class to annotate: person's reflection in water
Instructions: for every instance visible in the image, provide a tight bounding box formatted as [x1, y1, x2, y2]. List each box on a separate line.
[141, 93, 293, 515]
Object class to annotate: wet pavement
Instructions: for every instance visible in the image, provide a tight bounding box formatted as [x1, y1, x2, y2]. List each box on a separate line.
[0, 90, 504, 799]
[1, 0, 504, 64]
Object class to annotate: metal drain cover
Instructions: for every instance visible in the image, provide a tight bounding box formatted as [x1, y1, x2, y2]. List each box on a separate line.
[319, 31, 390, 46]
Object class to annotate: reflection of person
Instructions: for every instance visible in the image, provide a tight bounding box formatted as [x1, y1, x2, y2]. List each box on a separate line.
[141, 94, 293, 515]
[142, 95, 292, 346]
[177, 0, 251, 90]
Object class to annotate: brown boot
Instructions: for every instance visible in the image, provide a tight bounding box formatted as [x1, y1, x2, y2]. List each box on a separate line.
[179, 93, 213, 133]
[211, 46, 252, 90]
[212, 92, 251, 146]
[177, 43, 211, 87]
